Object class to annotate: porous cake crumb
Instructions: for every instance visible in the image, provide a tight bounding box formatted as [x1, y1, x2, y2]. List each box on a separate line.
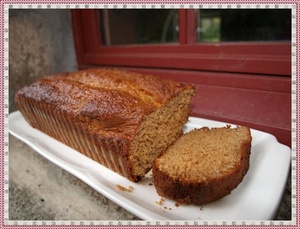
[116, 184, 134, 192]
[155, 197, 165, 206]
[153, 125, 252, 205]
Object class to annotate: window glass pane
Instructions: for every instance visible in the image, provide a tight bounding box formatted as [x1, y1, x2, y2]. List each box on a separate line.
[197, 9, 291, 42]
[99, 9, 178, 46]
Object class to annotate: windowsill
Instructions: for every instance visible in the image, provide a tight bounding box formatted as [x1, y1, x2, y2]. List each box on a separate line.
[115, 67, 291, 147]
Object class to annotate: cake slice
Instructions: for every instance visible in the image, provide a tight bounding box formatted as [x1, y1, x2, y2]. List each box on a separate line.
[152, 125, 252, 205]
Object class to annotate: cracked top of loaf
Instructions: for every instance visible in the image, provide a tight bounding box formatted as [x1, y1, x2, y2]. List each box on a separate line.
[16, 68, 194, 139]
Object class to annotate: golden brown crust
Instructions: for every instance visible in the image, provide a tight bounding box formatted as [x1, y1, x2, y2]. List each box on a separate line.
[15, 68, 196, 182]
[152, 126, 252, 205]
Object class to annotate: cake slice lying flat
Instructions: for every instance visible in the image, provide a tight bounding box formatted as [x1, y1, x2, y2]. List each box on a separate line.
[152, 125, 252, 205]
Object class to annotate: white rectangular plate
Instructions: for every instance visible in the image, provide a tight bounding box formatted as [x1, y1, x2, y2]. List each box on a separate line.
[9, 111, 291, 220]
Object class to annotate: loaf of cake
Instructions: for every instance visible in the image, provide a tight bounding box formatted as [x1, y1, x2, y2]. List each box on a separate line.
[152, 125, 252, 205]
[15, 68, 196, 182]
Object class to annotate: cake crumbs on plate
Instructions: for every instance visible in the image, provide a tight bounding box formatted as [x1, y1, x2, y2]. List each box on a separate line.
[155, 197, 172, 210]
[155, 197, 165, 206]
[116, 184, 134, 192]
[174, 202, 180, 207]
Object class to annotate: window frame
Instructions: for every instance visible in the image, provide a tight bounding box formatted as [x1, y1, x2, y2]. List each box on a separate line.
[71, 9, 291, 76]
[71, 9, 291, 147]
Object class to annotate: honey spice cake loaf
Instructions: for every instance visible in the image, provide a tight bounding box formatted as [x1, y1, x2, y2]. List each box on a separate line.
[152, 126, 252, 205]
[15, 68, 196, 182]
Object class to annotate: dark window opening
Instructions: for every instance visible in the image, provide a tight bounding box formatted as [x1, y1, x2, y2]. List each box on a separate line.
[197, 9, 291, 42]
[99, 9, 179, 46]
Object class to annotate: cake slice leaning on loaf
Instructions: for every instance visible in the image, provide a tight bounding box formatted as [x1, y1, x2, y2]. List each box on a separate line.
[153, 125, 252, 205]
[15, 68, 196, 182]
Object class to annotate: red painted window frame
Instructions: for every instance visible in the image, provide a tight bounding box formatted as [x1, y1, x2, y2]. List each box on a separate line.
[71, 9, 291, 76]
[71, 9, 291, 147]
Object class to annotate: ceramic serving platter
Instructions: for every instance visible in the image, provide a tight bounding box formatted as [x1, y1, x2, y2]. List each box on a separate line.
[9, 111, 291, 220]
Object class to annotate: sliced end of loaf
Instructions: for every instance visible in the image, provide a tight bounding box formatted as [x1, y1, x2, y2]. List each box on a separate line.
[129, 86, 196, 180]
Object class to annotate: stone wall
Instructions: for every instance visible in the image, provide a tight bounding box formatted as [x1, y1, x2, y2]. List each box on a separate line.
[8, 10, 141, 220]
[9, 9, 77, 112]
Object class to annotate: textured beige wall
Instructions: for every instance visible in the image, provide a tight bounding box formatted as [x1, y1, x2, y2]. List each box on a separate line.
[9, 9, 77, 112]
[8, 10, 140, 220]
